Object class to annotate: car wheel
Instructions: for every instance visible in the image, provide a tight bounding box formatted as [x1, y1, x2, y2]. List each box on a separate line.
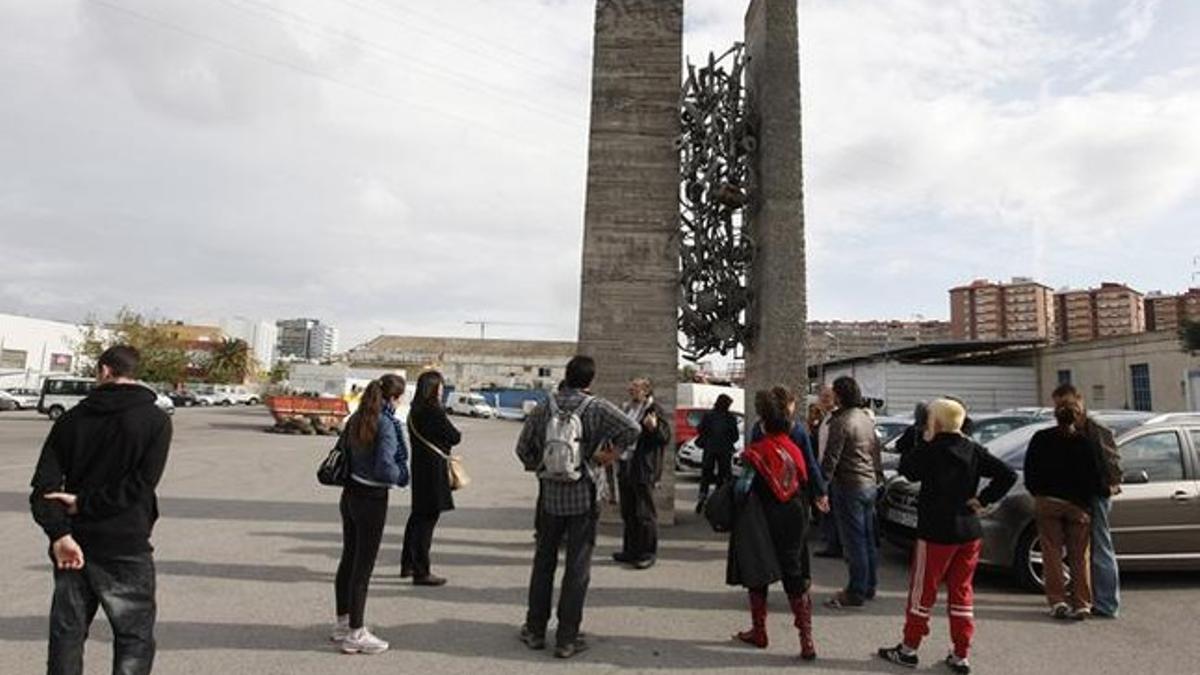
[247, 398, 259, 406]
[221, 400, 232, 407]
[47, 406, 65, 421]
[1014, 526, 1071, 592]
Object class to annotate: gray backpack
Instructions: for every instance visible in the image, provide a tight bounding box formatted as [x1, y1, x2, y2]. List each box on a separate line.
[538, 396, 594, 482]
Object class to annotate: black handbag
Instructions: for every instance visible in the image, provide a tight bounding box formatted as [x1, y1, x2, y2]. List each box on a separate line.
[316, 433, 349, 487]
[703, 482, 736, 532]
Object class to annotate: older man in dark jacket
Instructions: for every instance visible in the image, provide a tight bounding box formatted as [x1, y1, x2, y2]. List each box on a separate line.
[613, 378, 672, 570]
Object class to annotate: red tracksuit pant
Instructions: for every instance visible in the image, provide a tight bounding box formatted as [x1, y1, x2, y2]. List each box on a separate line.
[903, 538, 982, 658]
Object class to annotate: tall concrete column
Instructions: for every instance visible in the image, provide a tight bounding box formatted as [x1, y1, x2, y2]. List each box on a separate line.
[577, 0, 682, 524]
[743, 0, 808, 406]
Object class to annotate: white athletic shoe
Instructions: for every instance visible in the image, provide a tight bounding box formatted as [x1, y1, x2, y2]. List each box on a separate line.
[341, 627, 389, 655]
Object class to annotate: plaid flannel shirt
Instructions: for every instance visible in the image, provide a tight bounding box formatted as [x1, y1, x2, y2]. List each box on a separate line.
[515, 388, 640, 517]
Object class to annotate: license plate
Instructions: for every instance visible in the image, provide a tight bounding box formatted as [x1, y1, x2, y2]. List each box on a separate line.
[886, 509, 918, 529]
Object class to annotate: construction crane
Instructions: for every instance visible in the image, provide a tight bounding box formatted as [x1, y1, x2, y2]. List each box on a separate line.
[464, 320, 550, 340]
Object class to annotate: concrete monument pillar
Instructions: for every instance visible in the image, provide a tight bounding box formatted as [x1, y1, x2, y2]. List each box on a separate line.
[743, 0, 808, 405]
[577, 0, 683, 524]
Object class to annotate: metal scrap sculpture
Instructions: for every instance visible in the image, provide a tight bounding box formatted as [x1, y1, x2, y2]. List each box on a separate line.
[678, 43, 756, 361]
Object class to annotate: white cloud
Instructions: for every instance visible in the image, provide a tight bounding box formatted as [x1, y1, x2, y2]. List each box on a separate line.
[0, 0, 1196, 344]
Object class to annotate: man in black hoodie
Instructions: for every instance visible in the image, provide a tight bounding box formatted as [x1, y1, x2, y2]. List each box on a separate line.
[30, 345, 172, 675]
[878, 399, 1016, 675]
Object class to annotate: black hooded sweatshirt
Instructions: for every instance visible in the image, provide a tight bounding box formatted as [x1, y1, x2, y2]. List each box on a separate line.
[30, 383, 172, 558]
[899, 432, 1017, 544]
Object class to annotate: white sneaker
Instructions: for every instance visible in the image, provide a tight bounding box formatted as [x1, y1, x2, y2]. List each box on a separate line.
[330, 617, 351, 643]
[341, 627, 389, 655]
[1050, 602, 1071, 620]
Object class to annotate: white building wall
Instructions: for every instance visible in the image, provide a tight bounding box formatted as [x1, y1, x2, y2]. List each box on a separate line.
[822, 361, 1037, 415]
[0, 314, 82, 387]
[219, 317, 278, 369]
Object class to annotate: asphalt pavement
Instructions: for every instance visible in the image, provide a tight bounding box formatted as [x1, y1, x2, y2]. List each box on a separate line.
[0, 406, 1197, 674]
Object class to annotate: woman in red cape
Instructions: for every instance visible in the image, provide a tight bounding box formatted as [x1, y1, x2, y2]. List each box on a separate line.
[728, 387, 818, 660]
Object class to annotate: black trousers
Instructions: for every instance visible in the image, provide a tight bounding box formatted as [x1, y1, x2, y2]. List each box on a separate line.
[618, 477, 658, 560]
[700, 449, 733, 494]
[49, 552, 156, 675]
[335, 483, 389, 629]
[526, 507, 597, 647]
[401, 511, 441, 578]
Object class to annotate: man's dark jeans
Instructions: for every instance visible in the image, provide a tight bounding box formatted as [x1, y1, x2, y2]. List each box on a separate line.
[526, 507, 597, 647]
[832, 483, 879, 600]
[617, 477, 657, 561]
[49, 552, 156, 675]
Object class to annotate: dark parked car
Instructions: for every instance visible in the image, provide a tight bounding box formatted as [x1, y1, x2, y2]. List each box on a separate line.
[169, 390, 200, 407]
[878, 411, 1200, 590]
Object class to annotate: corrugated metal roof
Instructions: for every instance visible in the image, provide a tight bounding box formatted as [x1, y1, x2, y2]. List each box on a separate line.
[351, 336, 578, 360]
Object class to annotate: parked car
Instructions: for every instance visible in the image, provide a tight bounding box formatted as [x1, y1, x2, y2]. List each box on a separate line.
[196, 386, 260, 406]
[39, 376, 175, 420]
[878, 411, 1200, 591]
[2, 387, 42, 409]
[968, 413, 1043, 445]
[874, 415, 911, 446]
[675, 413, 745, 474]
[673, 407, 709, 449]
[0, 391, 19, 412]
[168, 389, 200, 407]
[445, 392, 496, 418]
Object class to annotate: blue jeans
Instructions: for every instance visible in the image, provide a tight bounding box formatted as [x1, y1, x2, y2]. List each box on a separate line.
[49, 552, 156, 675]
[832, 483, 879, 600]
[1091, 496, 1121, 616]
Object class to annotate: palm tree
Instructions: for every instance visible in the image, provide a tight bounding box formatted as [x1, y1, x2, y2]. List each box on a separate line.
[206, 338, 254, 384]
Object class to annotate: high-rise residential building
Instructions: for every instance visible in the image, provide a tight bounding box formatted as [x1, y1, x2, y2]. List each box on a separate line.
[949, 278, 1055, 341]
[219, 317, 279, 368]
[1145, 289, 1200, 332]
[276, 319, 339, 361]
[807, 320, 953, 363]
[1055, 283, 1145, 343]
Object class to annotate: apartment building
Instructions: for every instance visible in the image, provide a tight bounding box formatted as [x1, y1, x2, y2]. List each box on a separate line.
[1145, 288, 1200, 332]
[808, 320, 953, 363]
[1055, 283, 1145, 343]
[277, 318, 339, 361]
[949, 278, 1055, 341]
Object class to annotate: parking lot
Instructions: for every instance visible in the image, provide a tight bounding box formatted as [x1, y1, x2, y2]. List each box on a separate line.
[1, 406, 1198, 674]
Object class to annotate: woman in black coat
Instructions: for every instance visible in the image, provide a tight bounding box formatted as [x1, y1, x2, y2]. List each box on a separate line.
[400, 370, 461, 586]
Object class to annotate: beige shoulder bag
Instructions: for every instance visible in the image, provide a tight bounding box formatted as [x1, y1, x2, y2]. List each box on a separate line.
[408, 417, 470, 491]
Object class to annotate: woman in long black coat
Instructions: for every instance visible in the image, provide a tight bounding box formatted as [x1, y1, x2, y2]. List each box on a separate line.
[400, 370, 461, 586]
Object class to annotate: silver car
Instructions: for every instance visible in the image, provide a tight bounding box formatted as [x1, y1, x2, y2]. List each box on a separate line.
[879, 412, 1200, 590]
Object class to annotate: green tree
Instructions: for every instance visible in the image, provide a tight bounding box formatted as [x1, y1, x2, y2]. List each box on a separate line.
[268, 361, 290, 384]
[77, 308, 190, 384]
[205, 338, 254, 384]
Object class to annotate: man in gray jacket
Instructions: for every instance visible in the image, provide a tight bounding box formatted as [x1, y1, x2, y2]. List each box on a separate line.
[819, 376, 884, 608]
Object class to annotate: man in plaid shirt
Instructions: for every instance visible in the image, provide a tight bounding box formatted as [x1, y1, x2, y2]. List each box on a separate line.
[516, 355, 640, 659]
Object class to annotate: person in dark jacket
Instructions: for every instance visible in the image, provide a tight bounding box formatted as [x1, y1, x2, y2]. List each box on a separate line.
[613, 378, 672, 570]
[878, 399, 1016, 674]
[893, 402, 930, 456]
[401, 370, 461, 586]
[30, 346, 172, 675]
[728, 387, 819, 661]
[1051, 384, 1123, 618]
[695, 394, 740, 513]
[1024, 393, 1108, 620]
[333, 374, 409, 655]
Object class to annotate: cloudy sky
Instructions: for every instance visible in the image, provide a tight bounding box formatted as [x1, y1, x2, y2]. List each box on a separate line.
[2, 0, 1198, 349]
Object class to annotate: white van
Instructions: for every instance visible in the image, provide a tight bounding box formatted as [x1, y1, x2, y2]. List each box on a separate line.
[38, 376, 175, 420]
[445, 392, 496, 418]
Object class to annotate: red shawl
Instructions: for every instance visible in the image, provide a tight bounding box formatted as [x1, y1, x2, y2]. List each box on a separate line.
[744, 432, 809, 502]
